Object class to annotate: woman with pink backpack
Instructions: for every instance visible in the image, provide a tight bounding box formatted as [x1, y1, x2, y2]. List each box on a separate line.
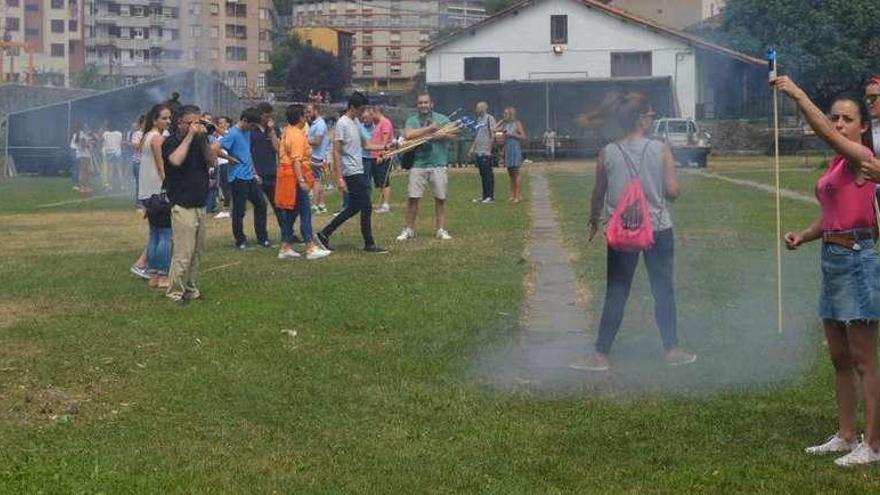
[570, 93, 696, 372]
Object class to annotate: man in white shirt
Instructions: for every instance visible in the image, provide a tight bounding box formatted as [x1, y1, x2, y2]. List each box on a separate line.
[102, 126, 124, 191]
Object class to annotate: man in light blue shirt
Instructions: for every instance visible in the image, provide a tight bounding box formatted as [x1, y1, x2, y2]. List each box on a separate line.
[219, 107, 269, 249]
[306, 103, 330, 213]
[358, 106, 375, 187]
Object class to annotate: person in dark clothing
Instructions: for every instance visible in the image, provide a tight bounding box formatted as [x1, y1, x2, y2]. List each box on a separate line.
[162, 104, 213, 304]
[251, 102, 294, 240]
[220, 107, 270, 249]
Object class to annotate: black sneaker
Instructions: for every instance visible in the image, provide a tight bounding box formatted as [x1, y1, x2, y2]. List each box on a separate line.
[316, 232, 331, 251]
[257, 240, 273, 249]
[364, 244, 388, 254]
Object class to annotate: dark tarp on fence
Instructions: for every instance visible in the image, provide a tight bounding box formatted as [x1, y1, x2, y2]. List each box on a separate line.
[427, 77, 674, 157]
[6, 70, 242, 175]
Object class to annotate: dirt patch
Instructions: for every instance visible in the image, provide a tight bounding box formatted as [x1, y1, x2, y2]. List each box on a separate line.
[0, 382, 106, 426]
[0, 297, 56, 329]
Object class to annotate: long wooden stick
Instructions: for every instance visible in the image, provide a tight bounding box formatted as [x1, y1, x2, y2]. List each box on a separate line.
[773, 87, 783, 334]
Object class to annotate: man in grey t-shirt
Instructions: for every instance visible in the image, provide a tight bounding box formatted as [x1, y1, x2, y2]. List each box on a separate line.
[469, 101, 497, 203]
[317, 92, 389, 253]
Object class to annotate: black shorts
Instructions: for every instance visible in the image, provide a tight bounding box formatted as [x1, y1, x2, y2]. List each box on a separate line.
[372, 160, 391, 189]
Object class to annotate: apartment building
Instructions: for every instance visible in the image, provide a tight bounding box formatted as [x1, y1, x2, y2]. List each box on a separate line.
[82, 0, 275, 95]
[290, 0, 485, 91]
[0, 0, 85, 86]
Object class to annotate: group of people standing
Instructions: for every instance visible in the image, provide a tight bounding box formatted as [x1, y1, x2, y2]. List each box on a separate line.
[69, 121, 126, 193]
[469, 102, 527, 204]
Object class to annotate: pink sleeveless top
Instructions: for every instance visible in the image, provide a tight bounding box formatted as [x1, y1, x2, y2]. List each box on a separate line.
[816, 155, 876, 232]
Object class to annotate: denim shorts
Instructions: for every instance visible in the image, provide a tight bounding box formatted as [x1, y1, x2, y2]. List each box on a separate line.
[819, 234, 880, 322]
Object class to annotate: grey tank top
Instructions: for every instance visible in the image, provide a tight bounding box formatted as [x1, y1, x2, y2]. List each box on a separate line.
[603, 138, 673, 231]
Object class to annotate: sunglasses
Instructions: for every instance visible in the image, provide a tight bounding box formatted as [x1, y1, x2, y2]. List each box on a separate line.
[867, 94, 880, 105]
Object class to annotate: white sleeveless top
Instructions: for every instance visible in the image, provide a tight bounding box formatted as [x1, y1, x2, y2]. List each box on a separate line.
[137, 130, 163, 200]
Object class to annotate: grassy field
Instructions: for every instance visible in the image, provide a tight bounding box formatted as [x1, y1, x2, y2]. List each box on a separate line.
[2, 165, 880, 493]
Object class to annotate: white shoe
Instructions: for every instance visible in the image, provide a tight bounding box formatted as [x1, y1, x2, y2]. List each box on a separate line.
[214, 211, 230, 219]
[436, 229, 452, 240]
[481, 198, 495, 204]
[277, 249, 301, 259]
[376, 204, 390, 213]
[396, 227, 415, 241]
[806, 433, 859, 455]
[306, 248, 331, 260]
[834, 441, 880, 467]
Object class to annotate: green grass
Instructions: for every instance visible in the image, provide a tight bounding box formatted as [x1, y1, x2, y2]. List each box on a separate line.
[2, 167, 880, 493]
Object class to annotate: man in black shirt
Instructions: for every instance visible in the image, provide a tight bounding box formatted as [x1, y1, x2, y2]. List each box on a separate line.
[162, 104, 213, 304]
[251, 102, 293, 241]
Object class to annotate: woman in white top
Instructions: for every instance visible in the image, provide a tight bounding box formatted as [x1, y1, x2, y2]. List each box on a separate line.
[70, 122, 94, 193]
[138, 104, 172, 289]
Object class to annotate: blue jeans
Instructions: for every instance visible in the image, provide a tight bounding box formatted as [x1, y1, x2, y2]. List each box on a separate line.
[147, 225, 172, 275]
[595, 229, 678, 354]
[279, 187, 313, 244]
[475, 154, 494, 200]
[363, 158, 376, 188]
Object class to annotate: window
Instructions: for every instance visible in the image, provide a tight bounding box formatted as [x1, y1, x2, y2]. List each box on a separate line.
[610, 51, 652, 77]
[225, 46, 246, 61]
[188, 2, 200, 15]
[362, 47, 372, 60]
[6, 0, 19, 7]
[68, 19, 77, 31]
[190, 25, 201, 37]
[210, 26, 219, 38]
[131, 27, 147, 39]
[210, 48, 219, 59]
[131, 5, 144, 16]
[5, 18, 19, 31]
[50, 0, 63, 8]
[361, 63, 373, 76]
[550, 15, 567, 44]
[464, 57, 500, 81]
[51, 19, 64, 33]
[24, 27, 38, 36]
[50, 43, 64, 56]
[259, 7, 269, 20]
[388, 48, 401, 60]
[225, 24, 246, 39]
[210, 2, 218, 15]
[257, 73, 266, 91]
[390, 63, 401, 76]
[225, 2, 246, 16]
[259, 50, 269, 63]
[24, 2, 38, 11]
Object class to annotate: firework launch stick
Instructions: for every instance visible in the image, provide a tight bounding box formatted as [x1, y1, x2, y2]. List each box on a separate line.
[769, 49, 783, 334]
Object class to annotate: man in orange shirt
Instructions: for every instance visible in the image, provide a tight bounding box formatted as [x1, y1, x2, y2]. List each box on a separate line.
[275, 104, 330, 260]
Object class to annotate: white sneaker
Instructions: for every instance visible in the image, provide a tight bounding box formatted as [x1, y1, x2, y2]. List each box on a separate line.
[806, 433, 859, 455]
[396, 227, 415, 241]
[214, 211, 230, 219]
[481, 198, 495, 204]
[277, 249, 301, 260]
[306, 248, 331, 260]
[376, 204, 390, 213]
[436, 229, 452, 240]
[834, 441, 880, 467]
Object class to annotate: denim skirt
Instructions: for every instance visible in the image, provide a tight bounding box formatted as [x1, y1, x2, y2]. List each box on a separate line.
[819, 235, 880, 322]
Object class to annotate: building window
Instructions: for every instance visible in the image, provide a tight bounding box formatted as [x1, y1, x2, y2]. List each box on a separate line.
[210, 48, 219, 60]
[464, 57, 500, 81]
[225, 2, 246, 16]
[362, 47, 372, 60]
[51, 19, 65, 33]
[188, 2, 200, 15]
[50, 43, 64, 57]
[259, 50, 269, 63]
[209, 2, 219, 15]
[361, 64, 373, 76]
[611, 51, 652, 77]
[210, 26, 219, 38]
[225, 46, 246, 61]
[131, 5, 145, 16]
[190, 25, 201, 37]
[50, 0, 63, 8]
[259, 7, 269, 20]
[550, 15, 567, 44]
[68, 19, 77, 32]
[24, 27, 38, 36]
[6, 0, 19, 7]
[24, 2, 38, 11]
[390, 63, 402, 76]
[257, 72, 266, 90]
[5, 18, 19, 31]
[225, 24, 246, 39]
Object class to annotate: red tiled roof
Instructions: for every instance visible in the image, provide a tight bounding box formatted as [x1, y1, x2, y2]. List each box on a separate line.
[423, 0, 764, 66]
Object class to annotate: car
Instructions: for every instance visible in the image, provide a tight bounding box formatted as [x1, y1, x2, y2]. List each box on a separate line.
[651, 118, 712, 168]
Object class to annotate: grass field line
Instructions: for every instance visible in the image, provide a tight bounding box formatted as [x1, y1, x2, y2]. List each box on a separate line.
[34, 192, 129, 209]
[684, 169, 817, 204]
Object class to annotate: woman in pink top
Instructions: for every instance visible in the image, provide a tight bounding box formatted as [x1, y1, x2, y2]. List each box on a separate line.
[776, 76, 880, 466]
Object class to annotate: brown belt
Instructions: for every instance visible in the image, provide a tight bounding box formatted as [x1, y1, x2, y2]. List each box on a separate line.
[823, 231, 874, 251]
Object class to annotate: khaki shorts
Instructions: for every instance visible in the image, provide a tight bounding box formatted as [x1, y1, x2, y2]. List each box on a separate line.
[407, 167, 448, 200]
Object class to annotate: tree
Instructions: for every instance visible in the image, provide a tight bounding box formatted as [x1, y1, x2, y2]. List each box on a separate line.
[714, 0, 880, 108]
[484, 0, 519, 15]
[269, 34, 350, 101]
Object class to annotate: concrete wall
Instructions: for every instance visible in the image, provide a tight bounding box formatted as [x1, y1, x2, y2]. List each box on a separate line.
[425, 0, 698, 117]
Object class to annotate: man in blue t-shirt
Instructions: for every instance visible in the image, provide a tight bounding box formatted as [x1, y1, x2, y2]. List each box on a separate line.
[219, 107, 270, 249]
[306, 104, 330, 213]
[358, 106, 375, 187]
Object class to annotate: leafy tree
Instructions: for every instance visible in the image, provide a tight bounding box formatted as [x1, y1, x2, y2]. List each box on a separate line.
[269, 34, 350, 101]
[714, 0, 880, 107]
[484, 0, 519, 15]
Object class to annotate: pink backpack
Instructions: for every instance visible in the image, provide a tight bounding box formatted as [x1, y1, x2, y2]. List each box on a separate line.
[606, 143, 655, 252]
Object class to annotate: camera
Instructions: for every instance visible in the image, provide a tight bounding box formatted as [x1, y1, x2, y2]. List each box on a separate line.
[199, 120, 216, 135]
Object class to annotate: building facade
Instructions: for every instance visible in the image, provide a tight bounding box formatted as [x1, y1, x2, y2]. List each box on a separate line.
[425, 0, 763, 120]
[293, 26, 353, 66]
[81, 0, 274, 95]
[0, 0, 86, 86]
[290, 0, 485, 91]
